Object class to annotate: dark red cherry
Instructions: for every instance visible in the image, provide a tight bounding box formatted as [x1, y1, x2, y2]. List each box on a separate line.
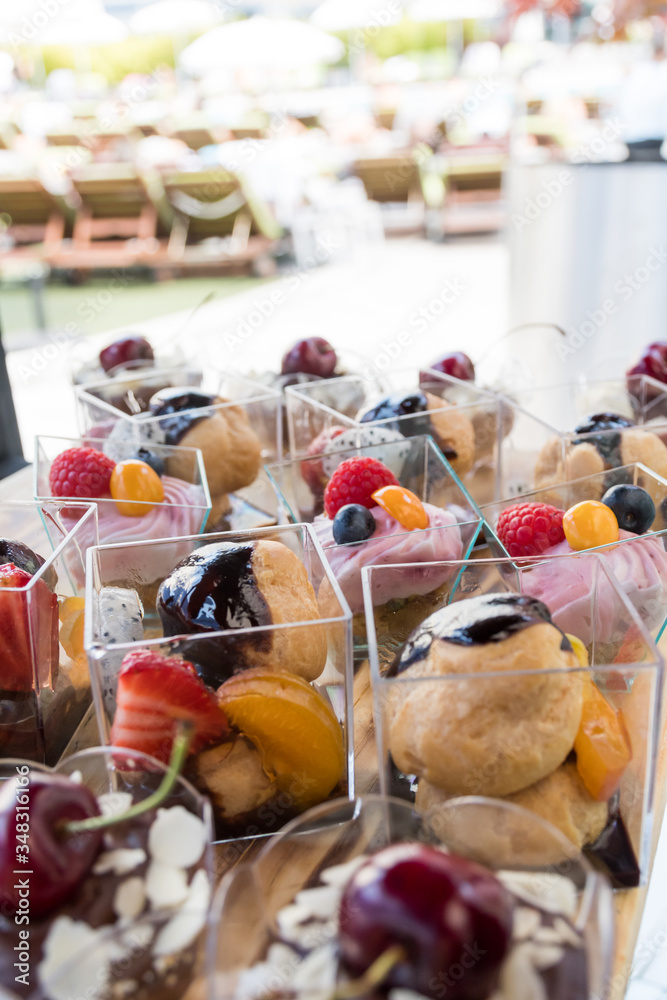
[0, 772, 102, 918]
[339, 843, 513, 1000]
[281, 338, 337, 378]
[627, 341, 667, 385]
[424, 352, 475, 383]
[99, 336, 154, 375]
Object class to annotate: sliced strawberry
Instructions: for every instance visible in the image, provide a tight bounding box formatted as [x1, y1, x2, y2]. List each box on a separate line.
[0, 564, 58, 693]
[110, 649, 228, 764]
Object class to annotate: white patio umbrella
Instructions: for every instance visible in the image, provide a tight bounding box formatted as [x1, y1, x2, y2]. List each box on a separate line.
[408, 0, 503, 19]
[38, 13, 128, 45]
[179, 16, 344, 74]
[129, 0, 221, 36]
[310, 0, 404, 31]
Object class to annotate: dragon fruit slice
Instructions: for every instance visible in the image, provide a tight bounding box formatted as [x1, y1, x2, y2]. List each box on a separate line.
[321, 427, 411, 479]
[98, 586, 144, 715]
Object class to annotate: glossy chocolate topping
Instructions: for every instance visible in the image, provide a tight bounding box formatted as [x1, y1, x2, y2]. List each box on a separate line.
[391, 593, 563, 675]
[148, 387, 217, 444]
[157, 542, 272, 685]
[573, 412, 634, 467]
[357, 390, 431, 438]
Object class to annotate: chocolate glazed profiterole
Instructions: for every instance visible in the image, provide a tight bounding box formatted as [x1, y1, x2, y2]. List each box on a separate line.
[157, 540, 327, 688]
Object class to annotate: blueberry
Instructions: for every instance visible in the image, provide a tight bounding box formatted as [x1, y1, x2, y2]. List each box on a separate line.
[134, 447, 165, 478]
[332, 504, 376, 545]
[357, 391, 431, 438]
[573, 412, 635, 466]
[601, 484, 656, 534]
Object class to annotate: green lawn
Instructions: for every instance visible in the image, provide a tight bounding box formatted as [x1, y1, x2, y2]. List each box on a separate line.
[0, 275, 270, 351]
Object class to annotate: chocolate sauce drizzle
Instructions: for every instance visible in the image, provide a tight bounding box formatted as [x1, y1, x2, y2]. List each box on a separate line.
[158, 541, 272, 686]
[390, 594, 567, 675]
[572, 412, 635, 468]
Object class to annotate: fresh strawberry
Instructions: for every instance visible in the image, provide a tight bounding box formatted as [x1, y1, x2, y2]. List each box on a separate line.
[0, 564, 58, 692]
[496, 501, 565, 558]
[324, 456, 399, 519]
[301, 426, 347, 494]
[110, 649, 228, 764]
[49, 447, 116, 500]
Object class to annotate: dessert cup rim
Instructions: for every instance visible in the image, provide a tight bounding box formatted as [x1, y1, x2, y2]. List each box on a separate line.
[0, 499, 97, 591]
[34, 433, 213, 512]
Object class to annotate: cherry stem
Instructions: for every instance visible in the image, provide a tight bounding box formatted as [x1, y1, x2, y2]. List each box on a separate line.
[330, 946, 406, 1000]
[64, 723, 193, 836]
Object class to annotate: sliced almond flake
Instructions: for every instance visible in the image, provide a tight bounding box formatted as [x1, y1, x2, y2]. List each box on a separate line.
[388, 990, 432, 1000]
[513, 907, 541, 941]
[498, 871, 578, 919]
[500, 943, 548, 1000]
[291, 942, 338, 992]
[97, 791, 134, 819]
[292, 885, 341, 920]
[523, 942, 564, 971]
[38, 917, 125, 1000]
[112, 981, 138, 999]
[533, 926, 568, 946]
[145, 862, 189, 909]
[69, 770, 83, 784]
[114, 877, 146, 921]
[93, 848, 147, 876]
[148, 806, 208, 868]
[553, 917, 582, 948]
[319, 856, 368, 887]
[122, 923, 154, 952]
[152, 869, 211, 957]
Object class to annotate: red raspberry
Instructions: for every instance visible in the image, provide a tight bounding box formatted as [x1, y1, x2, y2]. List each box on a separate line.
[496, 501, 565, 558]
[324, 457, 399, 519]
[49, 447, 116, 499]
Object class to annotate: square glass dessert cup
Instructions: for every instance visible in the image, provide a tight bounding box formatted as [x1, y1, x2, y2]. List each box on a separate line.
[0, 746, 214, 1000]
[509, 375, 667, 490]
[68, 331, 186, 386]
[363, 555, 663, 889]
[75, 366, 284, 531]
[265, 435, 483, 655]
[35, 434, 211, 588]
[0, 500, 99, 765]
[84, 523, 354, 844]
[481, 462, 667, 642]
[285, 365, 555, 505]
[207, 794, 614, 1000]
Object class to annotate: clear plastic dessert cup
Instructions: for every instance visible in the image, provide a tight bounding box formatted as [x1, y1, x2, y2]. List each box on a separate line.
[74, 366, 284, 530]
[284, 365, 556, 505]
[207, 794, 613, 1000]
[0, 500, 98, 765]
[511, 375, 667, 490]
[364, 554, 663, 889]
[265, 435, 483, 655]
[0, 746, 213, 1000]
[34, 434, 211, 588]
[84, 523, 354, 844]
[482, 462, 667, 642]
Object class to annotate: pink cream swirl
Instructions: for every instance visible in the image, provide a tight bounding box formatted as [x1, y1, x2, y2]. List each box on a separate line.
[313, 503, 464, 614]
[64, 476, 207, 585]
[522, 530, 667, 645]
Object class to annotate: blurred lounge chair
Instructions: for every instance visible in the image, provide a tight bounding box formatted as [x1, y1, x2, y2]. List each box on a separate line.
[0, 175, 72, 260]
[426, 151, 508, 238]
[160, 167, 281, 275]
[352, 148, 429, 235]
[53, 163, 173, 271]
[0, 121, 19, 151]
[164, 114, 222, 151]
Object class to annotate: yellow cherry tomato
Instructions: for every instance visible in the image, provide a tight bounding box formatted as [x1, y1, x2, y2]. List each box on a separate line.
[371, 485, 429, 530]
[563, 500, 619, 551]
[110, 460, 165, 517]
